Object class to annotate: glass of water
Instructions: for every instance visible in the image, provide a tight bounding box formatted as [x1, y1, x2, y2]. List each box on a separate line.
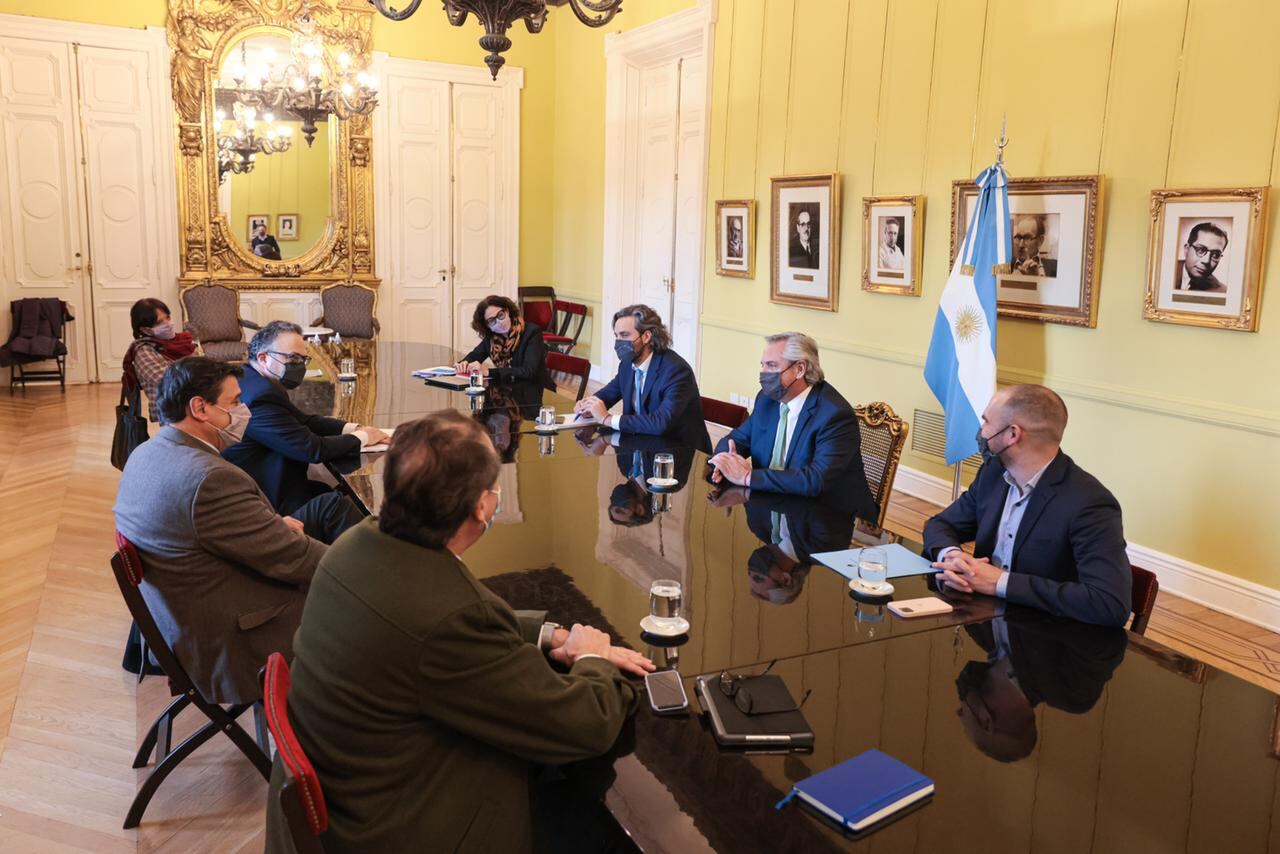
[653, 452, 675, 481]
[339, 357, 355, 376]
[858, 548, 890, 594]
[538, 405, 556, 426]
[649, 579, 684, 631]
[469, 371, 484, 390]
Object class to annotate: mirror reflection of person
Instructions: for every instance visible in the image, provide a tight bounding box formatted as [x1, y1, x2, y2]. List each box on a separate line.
[737, 491, 855, 606]
[727, 216, 744, 260]
[788, 209, 819, 269]
[581, 433, 694, 527]
[1011, 215, 1057, 277]
[251, 223, 281, 258]
[879, 218, 905, 271]
[1175, 222, 1228, 293]
[956, 609, 1126, 762]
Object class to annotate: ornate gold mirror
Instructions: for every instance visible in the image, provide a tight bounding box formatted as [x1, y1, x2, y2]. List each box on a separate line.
[168, 0, 378, 291]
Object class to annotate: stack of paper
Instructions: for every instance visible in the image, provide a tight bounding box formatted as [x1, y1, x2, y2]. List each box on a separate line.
[411, 366, 458, 378]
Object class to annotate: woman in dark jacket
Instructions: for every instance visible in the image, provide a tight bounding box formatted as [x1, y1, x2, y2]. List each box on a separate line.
[456, 295, 554, 390]
[122, 298, 200, 422]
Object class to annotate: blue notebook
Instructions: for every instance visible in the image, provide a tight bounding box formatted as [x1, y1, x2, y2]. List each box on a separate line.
[775, 749, 933, 832]
[810, 543, 935, 582]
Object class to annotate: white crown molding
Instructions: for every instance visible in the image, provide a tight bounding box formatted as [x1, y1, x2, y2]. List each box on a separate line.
[698, 313, 1280, 437]
[0, 13, 166, 51]
[892, 463, 1280, 633]
[378, 54, 524, 89]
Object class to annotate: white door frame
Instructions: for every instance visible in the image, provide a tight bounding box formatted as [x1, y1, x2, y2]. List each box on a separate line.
[601, 1, 716, 381]
[0, 14, 178, 383]
[371, 52, 522, 347]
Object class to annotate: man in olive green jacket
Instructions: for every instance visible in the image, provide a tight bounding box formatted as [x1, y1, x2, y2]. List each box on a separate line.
[265, 411, 652, 853]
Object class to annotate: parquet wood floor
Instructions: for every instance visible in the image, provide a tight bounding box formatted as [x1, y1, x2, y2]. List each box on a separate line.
[0, 383, 1274, 852]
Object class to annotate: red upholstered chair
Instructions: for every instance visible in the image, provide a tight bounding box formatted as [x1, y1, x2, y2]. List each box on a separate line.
[1129, 565, 1159, 635]
[700, 396, 749, 430]
[548, 300, 588, 353]
[546, 351, 592, 402]
[263, 652, 328, 854]
[517, 285, 575, 348]
[110, 532, 272, 829]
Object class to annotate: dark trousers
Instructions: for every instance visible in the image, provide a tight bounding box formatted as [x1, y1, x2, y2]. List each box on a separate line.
[290, 491, 365, 545]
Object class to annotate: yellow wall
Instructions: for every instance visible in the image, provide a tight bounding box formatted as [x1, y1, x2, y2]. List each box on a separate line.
[228, 118, 331, 259]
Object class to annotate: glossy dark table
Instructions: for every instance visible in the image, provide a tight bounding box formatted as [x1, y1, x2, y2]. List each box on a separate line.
[296, 340, 1280, 853]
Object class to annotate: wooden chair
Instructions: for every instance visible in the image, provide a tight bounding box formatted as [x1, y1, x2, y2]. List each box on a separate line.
[110, 532, 271, 829]
[314, 281, 379, 339]
[701, 396, 749, 430]
[546, 351, 591, 402]
[548, 300, 588, 353]
[853, 402, 909, 530]
[180, 282, 260, 361]
[1129, 565, 1160, 635]
[262, 652, 327, 854]
[518, 286, 568, 347]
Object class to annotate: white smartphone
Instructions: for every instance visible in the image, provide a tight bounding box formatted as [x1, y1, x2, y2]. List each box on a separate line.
[887, 597, 955, 619]
[645, 669, 689, 713]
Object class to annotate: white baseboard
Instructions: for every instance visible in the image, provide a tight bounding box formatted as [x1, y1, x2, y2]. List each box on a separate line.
[892, 464, 1280, 634]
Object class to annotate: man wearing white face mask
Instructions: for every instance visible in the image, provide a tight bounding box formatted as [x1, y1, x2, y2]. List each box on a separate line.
[113, 356, 327, 705]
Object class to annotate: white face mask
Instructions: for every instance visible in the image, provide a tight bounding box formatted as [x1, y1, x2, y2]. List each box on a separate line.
[149, 322, 175, 340]
[211, 402, 251, 448]
[483, 487, 502, 530]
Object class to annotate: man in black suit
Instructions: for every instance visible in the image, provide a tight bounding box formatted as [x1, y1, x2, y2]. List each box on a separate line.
[574, 304, 711, 453]
[222, 321, 377, 541]
[788, 208, 819, 269]
[924, 384, 1132, 626]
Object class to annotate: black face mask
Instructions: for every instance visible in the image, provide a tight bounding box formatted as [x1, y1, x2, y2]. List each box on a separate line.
[759, 365, 800, 402]
[975, 424, 1012, 462]
[278, 360, 307, 390]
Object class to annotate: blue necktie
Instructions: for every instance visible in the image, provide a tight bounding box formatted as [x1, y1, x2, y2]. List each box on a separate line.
[633, 367, 645, 413]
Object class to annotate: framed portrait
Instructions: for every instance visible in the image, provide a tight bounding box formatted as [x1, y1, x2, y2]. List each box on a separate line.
[1143, 187, 1267, 332]
[246, 214, 268, 243]
[863, 195, 924, 296]
[771, 173, 841, 311]
[950, 175, 1103, 327]
[276, 213, 299, 241]
[716, 199, 756, 278]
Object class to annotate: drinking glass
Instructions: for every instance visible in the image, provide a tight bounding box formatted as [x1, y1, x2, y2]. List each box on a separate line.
[469, 371, 484, 390]
[653, 452, 675, 481]
[648, 579, 684, 631]
[858, 548, 889, 594]
[538, 434, 556, 456]
[538, 406, 556, 426]
[339, 357, 355, 376]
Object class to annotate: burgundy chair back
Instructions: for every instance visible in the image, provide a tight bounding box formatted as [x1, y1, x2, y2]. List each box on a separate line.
[1129, 565, 1159, 635]
[546, 351, 591, 402]
[700, 396, 749, 430]
[548, 300, 588, 352]
[263, 652, 328, 852]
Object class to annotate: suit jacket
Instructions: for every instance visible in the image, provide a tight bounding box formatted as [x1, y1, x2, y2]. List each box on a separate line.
[460, 323, 555, 390]
[113, 427, 325, 703]
[788, 234, 819, 269]
[717, 381, 878, 521]
[222, 365, 360, 514]
[924, 452, 1132, 626]
[743, 492, 856, 563]
[264, 519, 639, 854]
[597, 349, 712, 453]
[612, 432, 696, 489]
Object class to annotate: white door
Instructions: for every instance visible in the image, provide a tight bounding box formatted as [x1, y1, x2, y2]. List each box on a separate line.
[0, 36, 92, 384]
[451, 82, 503, 353]
[670, 55, 706, 362]
[632, 60, 679, 329]
[383, 73, 451, 347]
[77, 44, 170, 380]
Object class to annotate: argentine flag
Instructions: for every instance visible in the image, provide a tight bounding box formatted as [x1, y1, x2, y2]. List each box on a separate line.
[923, 163, 1012, 465]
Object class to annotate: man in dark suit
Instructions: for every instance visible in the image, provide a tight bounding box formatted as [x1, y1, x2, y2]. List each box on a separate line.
[265, 411, 652, 854]
[113, 357, 326, 704]
[741, 491, 855, 605]
[708, 332, 878, 521]
[925, 384, 1132, 627]
[1174, 221, 1229, 292]
[956, 609, 1127, 762]
[574, 304, 712, 453]
[222, 321, 379, 537]
[788, 208, 819, 268]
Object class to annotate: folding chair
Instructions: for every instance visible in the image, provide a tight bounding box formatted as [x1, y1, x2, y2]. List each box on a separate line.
[1129, 565, 1160, 635]
[700, 396, 749, 430]
[546, 351, 591, 402]
[263, 652, 328, 854]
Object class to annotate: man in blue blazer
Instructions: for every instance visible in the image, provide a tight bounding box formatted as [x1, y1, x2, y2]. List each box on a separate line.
[924, 384, 1132, 627]
[574, 304, 711, 453]
[222, 321, 377, 541]
[708, 332, 877, 521]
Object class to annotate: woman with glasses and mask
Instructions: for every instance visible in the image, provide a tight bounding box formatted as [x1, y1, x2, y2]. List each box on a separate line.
[122, 298, 200, 423]
[455, 295, 554, 390]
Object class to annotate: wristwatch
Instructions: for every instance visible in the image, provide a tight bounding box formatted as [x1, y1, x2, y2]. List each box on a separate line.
[538, 621, 563, 652]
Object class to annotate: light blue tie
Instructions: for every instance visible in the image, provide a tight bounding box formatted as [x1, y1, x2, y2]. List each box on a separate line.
[633, 367, 645, 413]
[769, 403, 789, 470]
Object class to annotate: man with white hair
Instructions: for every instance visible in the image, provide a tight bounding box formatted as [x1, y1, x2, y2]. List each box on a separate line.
[708, 332, 877, 521]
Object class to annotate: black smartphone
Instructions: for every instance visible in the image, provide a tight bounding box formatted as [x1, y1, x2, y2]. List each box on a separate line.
[644, 669, 689, 713]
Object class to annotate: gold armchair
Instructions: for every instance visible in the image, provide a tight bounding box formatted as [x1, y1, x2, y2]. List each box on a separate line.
[854, 401, 909, 531]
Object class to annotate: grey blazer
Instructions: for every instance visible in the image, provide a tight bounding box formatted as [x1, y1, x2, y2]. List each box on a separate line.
[113, 426, 326, 703]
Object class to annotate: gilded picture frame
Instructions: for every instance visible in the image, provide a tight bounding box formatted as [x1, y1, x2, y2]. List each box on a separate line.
[950, 175, 1104, 328]
[771, 173, 841, 312]
[715, 199, 755, 278]
[862, 195, 924, 296]
[1143, 187, 1267, 332]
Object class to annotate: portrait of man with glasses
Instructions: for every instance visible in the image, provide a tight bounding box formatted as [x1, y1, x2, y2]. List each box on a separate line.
[1174, 220, 1230, 293]
[788, 202, 820, 269]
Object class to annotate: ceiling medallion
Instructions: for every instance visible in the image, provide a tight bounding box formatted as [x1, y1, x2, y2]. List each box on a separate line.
[367, 0, 624, 79]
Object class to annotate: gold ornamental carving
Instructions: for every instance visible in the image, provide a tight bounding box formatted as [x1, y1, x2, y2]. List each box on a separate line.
[167, 0, 380, 294]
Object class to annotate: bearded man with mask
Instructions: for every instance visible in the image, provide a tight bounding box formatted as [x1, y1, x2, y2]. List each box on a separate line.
[924, 384, 1131, 627]
[708, 332, 877, 521]
[222, 320, 381, 532]
[574, 303, 711, 453]
[113, 357, 328, 704]
[266, 411, 652, 853]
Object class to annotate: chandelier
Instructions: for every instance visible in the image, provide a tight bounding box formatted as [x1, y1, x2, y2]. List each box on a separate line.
[215, 102, 292, 184]
[226, 16, 378, 147]
[367, 0, 624, 79]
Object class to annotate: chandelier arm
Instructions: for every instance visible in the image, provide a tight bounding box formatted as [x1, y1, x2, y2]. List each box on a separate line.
[563, 0, 623, 26]
[368, 0, 425, 21]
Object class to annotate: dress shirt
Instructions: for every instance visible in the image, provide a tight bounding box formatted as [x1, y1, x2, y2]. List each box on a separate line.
[879, 243, 905, 270]
[779, 383, 813, 461]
